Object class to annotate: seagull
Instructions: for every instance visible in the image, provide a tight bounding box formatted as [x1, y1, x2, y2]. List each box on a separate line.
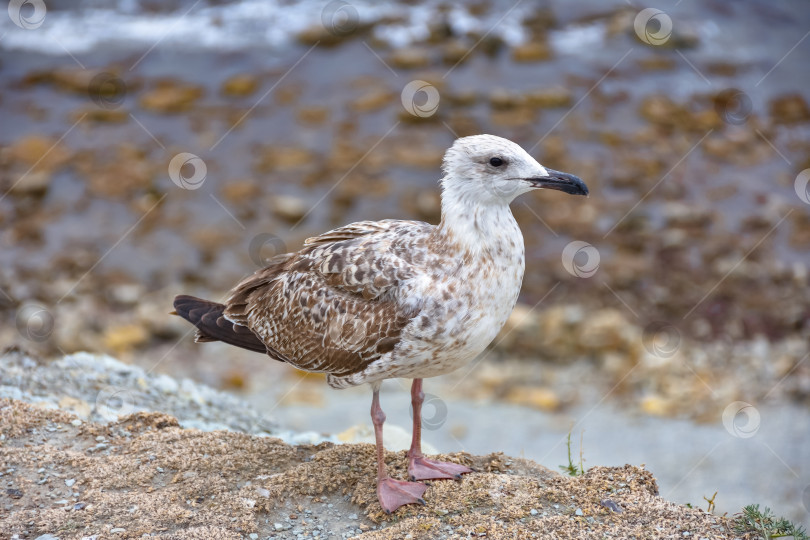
[173, 134, 588, 513]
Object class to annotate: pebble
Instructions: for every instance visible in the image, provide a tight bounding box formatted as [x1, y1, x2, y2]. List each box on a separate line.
[575, 508, 584, 516]
[530, 508, 538, 516]
[110, 529, 125, 534]
[249, 534, 258, 540]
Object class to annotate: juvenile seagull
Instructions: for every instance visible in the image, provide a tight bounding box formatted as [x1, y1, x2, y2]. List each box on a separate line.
[173, 134, 588, 513]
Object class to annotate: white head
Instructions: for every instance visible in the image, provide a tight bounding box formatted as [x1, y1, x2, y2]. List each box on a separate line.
[440, 134, 588, 206]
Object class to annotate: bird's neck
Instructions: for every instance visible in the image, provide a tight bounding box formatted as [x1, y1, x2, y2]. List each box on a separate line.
[434, 188, 524, 258]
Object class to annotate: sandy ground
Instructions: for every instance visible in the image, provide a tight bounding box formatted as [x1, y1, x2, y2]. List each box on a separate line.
[1, 398, 743, 540]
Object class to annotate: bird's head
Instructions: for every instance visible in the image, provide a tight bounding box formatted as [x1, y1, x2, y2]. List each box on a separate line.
[440, 134, 588, 204]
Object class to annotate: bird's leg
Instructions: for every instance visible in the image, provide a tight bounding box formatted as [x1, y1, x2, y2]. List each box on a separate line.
[371, 384, 427, 513]
[407, 378, 473, 481]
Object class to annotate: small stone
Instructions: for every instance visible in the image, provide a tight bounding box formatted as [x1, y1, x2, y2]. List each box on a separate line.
[388, 47, 431, 69]
[575, 508, 584, 516]
[511, 41, 552, 62]
[274, 523, 284, 531]
[271, 195, 309, 224]
[110, 529, 125, 534]
[71, 419, 83, 427]
[249, 534, 259, 540]
[348, 514, 358, 520]
[64, 479, 76, 487]
[221, 74, 259, 98]
[530, 508, 538, 516]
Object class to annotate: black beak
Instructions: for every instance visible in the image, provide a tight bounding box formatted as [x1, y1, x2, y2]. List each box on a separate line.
[526, 168, 589, 196]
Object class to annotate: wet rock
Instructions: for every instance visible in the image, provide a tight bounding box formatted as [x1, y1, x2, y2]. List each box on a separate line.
[71, 107, 129, 123]
[442, 40, 472, 65]
[102, 324, 149, 354]
[388, 47, 431, 70]
[8, 134, 71, 172]
[270, 195, 309, 224]
[637, 57, 677, 71]
[221, 180, 261, 206]
[525, 86, 574, 109]
[662, 202, 713, 228]
[139, 81, 203, 113]
[769, 93, 810, 125]
[255, 146, 315, 173]
[350, 89, 394, 112]
[296, 106, 330, 125]
[504, 386, 561, 411]
[6, 170, 50, 197]
[511, 41, 552, 62]
[489, 89, 526, 110]
[221, 74, 259, 98]
[578, 309, 638, 352]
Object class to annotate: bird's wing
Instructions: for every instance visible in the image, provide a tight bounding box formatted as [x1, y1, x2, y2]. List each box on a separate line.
[223, 220, 432, 376]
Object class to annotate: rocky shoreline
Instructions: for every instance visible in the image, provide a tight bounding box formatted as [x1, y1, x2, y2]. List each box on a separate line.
[1, 352, 744, 540]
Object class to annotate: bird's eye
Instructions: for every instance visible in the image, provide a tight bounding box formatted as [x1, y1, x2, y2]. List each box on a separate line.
[489, 157, 504, 167]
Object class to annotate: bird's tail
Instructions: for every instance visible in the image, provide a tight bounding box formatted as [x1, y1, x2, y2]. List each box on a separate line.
[172, 295, 267, 354]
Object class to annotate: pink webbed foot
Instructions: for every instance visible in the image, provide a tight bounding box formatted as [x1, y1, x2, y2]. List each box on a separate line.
[377, 477, 428, 513]
[408, 456, 473, 481]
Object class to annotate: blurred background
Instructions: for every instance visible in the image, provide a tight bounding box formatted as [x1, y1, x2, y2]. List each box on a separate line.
[1, 0, 808, 523]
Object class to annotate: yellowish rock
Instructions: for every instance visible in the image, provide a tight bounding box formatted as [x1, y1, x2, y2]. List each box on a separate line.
[139, 82, 203, 113]
[504, 386, 561, 411]
[221, 74, 260, 97]
[641, 395, 671, 416]
[511, 41, 552, 62]
[103, 324, 149, 353]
